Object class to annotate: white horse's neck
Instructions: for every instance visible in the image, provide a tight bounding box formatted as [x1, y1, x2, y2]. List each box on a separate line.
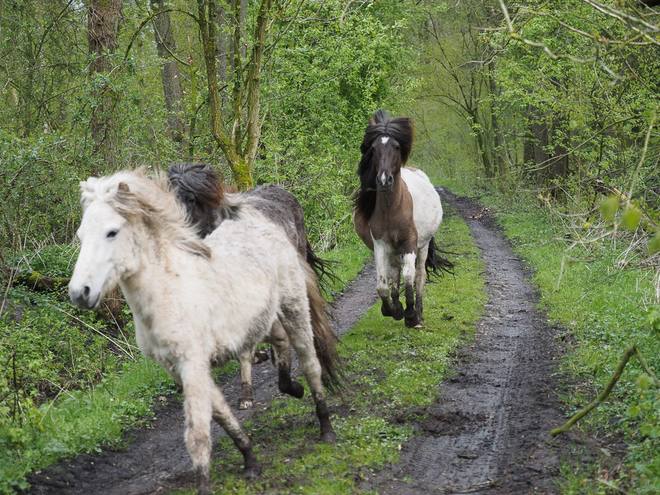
[119, 228, 192, 341]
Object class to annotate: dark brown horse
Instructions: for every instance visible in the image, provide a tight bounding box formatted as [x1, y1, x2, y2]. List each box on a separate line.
[168, 162, 340, 409]
[353, 110, 453, 328]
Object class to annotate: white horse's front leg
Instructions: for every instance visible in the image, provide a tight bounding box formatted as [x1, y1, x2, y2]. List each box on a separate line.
[374, 239, 402, 319]
[180, 363, 214, 495]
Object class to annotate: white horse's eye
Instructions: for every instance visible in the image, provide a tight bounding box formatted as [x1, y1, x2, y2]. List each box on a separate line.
[107, 229, 119, 239]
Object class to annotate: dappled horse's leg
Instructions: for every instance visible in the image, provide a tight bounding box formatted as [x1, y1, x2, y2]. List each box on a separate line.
[374, 240, 403, 320]
[265, 319, 304, 399]
[209, 383, 261, 480]
[402, 249, 423, 328]
[280, 300, 336, 443]
[238, 347, 255, 409]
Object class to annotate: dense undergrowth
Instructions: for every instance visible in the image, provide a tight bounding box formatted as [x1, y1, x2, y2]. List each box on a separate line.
[453, 181, 660, 494]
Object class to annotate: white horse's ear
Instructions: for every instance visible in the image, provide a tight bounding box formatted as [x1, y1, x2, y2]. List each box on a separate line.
[80, 177, 97, 192]
[117, 182, 130, 194]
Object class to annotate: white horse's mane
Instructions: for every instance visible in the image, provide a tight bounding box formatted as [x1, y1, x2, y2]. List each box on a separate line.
[80, 168, 211, 259]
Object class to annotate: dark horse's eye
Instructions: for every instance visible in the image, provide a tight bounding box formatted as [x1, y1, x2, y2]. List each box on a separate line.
[186, 196, 196, 205]
[107, 229, 119, 239]
[394, 145, 400, 151]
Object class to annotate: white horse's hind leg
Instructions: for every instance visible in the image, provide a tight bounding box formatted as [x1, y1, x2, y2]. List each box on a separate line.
[209, 384, 261, 479]
[279, 298, 336, 443]
[238, 347, 254, 410]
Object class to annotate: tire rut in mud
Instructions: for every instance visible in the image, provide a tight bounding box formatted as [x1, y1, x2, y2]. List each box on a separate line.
[359, 190, 607, 494]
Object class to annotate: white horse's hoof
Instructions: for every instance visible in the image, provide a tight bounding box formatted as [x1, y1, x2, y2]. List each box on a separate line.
[239, 399, 253, 410]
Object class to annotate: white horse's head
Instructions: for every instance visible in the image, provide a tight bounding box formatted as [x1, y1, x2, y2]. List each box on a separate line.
[69, 170, 211, 310]
[69, 176, 140, 309]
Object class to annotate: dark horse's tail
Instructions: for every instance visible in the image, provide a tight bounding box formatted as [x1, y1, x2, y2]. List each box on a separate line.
[426, 236, 455, 278]
[305, 240, 340, 296]
[301, 260, 344, 394]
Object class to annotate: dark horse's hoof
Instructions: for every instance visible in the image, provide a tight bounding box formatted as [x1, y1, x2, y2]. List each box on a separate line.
[405, 313, 424, 328]
[320, 430, 337, 443]
[243, 464, 262, 479]
[382, 303, 404, 320]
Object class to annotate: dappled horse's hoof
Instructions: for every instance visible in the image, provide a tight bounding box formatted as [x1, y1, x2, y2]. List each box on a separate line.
[279, 378, 305, 399]
[238, 397, 254, 410]
[320, 430, 337, 443]
[253, 349, 270, 364]
[243, 464, 262, 479]
[285, 380, 305, 399]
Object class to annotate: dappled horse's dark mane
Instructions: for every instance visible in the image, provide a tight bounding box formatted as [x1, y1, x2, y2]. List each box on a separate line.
[167, 161, 338, 289]
[353, 109, 414, 224]
[168, 162, 242, 237]
[168, 162, 225, 209]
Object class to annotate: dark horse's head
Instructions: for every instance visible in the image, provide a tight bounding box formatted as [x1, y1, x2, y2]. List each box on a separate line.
[354, 110, 414, 219]
[167, 162, 225, 237]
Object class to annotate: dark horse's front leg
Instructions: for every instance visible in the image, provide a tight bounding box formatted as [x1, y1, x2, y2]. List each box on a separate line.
[375, 247, 404, 320]
[402, 251, 423, 328]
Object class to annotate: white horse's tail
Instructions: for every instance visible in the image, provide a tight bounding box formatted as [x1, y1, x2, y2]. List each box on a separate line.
[301, 260, 344, 393]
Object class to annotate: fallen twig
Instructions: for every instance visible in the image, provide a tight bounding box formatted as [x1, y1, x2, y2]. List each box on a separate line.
[551, 345, 660, 436]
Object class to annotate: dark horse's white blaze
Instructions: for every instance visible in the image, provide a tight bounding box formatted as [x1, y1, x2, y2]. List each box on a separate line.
[353, 110, 448, 328]
[68, 169, 337, 495]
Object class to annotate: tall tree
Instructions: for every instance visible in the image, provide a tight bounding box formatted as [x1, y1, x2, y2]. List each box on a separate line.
[151, 1, 188, 151]
[197, 0, 271, 190]
[87, 0, 123, 170]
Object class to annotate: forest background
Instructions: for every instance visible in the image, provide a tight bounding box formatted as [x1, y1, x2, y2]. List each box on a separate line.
[2, 0, 660, 493]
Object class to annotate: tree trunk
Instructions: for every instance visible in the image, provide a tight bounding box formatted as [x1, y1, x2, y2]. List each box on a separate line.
[87, 0, 123, 171]
[151, 1, 188, 151]
[488, 60, 505, 178]
[197, 0, 271, 190]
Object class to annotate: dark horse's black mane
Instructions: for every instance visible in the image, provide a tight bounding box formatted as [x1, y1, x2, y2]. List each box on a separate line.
[353, 109, 414, 223]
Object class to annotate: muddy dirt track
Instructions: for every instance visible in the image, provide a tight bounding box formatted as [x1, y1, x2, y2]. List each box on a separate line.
[28, 192, 610, 494]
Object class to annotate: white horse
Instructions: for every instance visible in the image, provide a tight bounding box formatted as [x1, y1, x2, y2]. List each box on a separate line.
[68, 169, 337, 495]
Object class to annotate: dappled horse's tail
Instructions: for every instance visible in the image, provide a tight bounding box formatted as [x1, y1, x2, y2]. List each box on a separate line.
[426, 236, 455, 278]
[305, 240, 340, 295]
[302, 261, 344, 394]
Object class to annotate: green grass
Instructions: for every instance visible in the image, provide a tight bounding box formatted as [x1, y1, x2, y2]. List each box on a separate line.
[469, 189, 660, 493]
[179, 208, 487, 494]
